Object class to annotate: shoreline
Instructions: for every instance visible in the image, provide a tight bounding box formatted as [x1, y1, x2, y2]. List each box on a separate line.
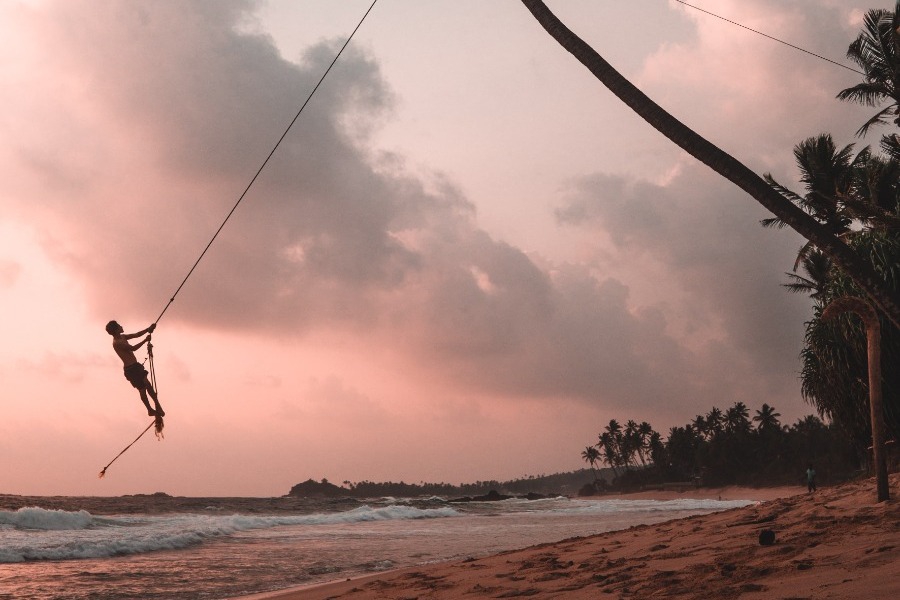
[232, 476, 898, 600]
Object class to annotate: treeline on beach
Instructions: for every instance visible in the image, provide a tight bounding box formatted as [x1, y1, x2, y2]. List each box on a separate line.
[580, 403, 862, 494]
[288, 470, 597, 499]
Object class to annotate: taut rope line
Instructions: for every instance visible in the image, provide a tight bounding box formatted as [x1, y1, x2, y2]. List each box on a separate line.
[98, 1, 378, 478]
[153, 0, 379, 326]
[98, 419, 157, 478]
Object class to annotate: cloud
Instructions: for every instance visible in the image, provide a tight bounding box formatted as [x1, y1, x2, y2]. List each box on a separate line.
[641, 0, 876, 167]
[17, 351, 109, 384]
[0, 0, 844, 422]
[555, 161, 812, 406]
[0, 260, 20, 287]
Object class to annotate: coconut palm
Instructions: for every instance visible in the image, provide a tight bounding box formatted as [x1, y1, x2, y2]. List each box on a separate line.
[753, 403, 783, 432]
[837, 4, 900, 136]
[581, 445, 601, 481]
[725, 402, 752, 435]
[623, 420, 642, 467]
[665, 426, 702, 480]
[784, 250, 833, 299]
[705, 407, 724, 438]
[842, 149, 900, 231]
[799, 232, 900, 446]
[520, 0, 900, 329]
[647, 430, 667, 467]
[597, 431, 621, 477]
[637, 421, 654, 464]
[691, 415, 708, 440]
[762, 135, 865, 270]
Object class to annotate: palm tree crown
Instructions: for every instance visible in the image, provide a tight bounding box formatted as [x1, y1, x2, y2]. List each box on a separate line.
[837, 3, 900, 136]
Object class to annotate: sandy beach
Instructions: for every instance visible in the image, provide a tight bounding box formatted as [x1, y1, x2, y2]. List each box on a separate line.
[241, 474, 899, 600]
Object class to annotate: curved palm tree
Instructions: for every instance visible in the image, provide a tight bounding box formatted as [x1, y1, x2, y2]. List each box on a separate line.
[837, 4, 900, 136]
[822, 296, 890, 501]
[520, 0, 900, 329]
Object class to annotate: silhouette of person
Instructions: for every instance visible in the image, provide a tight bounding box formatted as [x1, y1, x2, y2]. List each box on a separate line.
[806, 464, 816, 493]
[106, 321, 164, 417]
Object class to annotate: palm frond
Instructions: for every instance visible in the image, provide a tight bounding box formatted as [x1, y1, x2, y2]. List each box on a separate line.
[764, 174, 805, 205]
[855, 104, 898, 137]
[760, 216, 788, 229]
[880, 133, 900, 161]
[837, 82, 893, 107]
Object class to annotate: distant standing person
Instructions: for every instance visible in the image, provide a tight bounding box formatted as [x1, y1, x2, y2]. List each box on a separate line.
[806, 464, 816, 493]
[106, 321, 165, 417]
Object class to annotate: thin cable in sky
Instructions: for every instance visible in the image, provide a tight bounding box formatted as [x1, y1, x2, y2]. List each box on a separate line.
[154, 0, 379, 325]
[672, 0, 864, 76]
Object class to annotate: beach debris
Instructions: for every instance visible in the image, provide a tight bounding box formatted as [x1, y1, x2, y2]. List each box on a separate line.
[759, 529, 776, 545]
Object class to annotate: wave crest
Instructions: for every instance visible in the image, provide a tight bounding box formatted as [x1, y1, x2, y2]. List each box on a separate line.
[0, 507, 94, 531]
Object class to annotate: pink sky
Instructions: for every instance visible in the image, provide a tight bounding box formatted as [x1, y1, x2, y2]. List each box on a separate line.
[0, 0, 880, 496]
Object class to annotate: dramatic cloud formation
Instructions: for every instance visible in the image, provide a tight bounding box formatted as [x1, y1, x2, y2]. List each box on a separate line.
[0, 0, 882, 495]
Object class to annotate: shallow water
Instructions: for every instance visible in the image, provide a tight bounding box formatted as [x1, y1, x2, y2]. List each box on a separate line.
[0, 495, 752, 599]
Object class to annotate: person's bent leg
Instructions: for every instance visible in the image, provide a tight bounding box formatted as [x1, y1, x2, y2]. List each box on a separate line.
[145, 379, 164, 417]
[138, 389, 156, 416]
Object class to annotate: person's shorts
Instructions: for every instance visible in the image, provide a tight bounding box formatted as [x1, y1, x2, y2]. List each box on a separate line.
[123, 363, 148, 389]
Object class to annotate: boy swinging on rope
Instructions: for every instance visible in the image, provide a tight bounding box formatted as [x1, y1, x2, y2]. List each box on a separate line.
[106, 321, 165, 418]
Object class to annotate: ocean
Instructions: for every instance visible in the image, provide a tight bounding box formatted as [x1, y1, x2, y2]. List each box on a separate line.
[0, 494, 754, 599]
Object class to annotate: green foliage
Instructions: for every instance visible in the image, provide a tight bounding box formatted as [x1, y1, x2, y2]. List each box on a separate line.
[762, 119, 900, 450]
[799, 232, 900, 447]
[765, 55, 900, 447]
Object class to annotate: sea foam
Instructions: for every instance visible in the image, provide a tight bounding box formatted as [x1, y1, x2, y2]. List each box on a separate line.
[0, 507, 95, 530]
[0, 504, 460, 563]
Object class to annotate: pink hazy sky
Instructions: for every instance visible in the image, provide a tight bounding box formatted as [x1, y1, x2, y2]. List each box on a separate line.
[0, 0, 879, 496]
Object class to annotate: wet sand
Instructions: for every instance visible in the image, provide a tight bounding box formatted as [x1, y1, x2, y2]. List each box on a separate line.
[240, 475, 899, 600]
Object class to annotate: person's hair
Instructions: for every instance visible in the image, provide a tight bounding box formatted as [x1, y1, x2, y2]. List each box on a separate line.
[105, 320, 120, 335]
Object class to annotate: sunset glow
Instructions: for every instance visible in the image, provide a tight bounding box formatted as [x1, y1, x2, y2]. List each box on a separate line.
[0, 0, 878, 496]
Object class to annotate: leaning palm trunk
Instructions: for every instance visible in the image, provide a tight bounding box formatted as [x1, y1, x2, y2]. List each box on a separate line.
[520, 0, 900, 330]
[822, 297, 890, 502]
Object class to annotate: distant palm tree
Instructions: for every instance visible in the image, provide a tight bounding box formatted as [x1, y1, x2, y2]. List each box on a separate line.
[753, 403, 783, 432]
[705, 407, 724, 438]
[624, 420, 641, 467]
[581, 445, 601, 481]
[597, 431, 621, 477]
[603, 419, 625, 469]
[637, 421, 654, 465]
[647, 431, 667, 467]
[725, 402, 752, 434]
[691, 415, 708, 440]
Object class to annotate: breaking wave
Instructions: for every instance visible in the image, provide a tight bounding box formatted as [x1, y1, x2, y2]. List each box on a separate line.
[0, 504, 460, 562]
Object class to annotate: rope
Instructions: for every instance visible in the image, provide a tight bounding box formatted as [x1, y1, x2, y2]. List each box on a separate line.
[672, 0, 864, 76]
[97, 343, 164, 478]
[99, 3, 378, 478]
[147, 341, 164, 439]
[153, 0, 379, 326]
[98, 419, 158, 478]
